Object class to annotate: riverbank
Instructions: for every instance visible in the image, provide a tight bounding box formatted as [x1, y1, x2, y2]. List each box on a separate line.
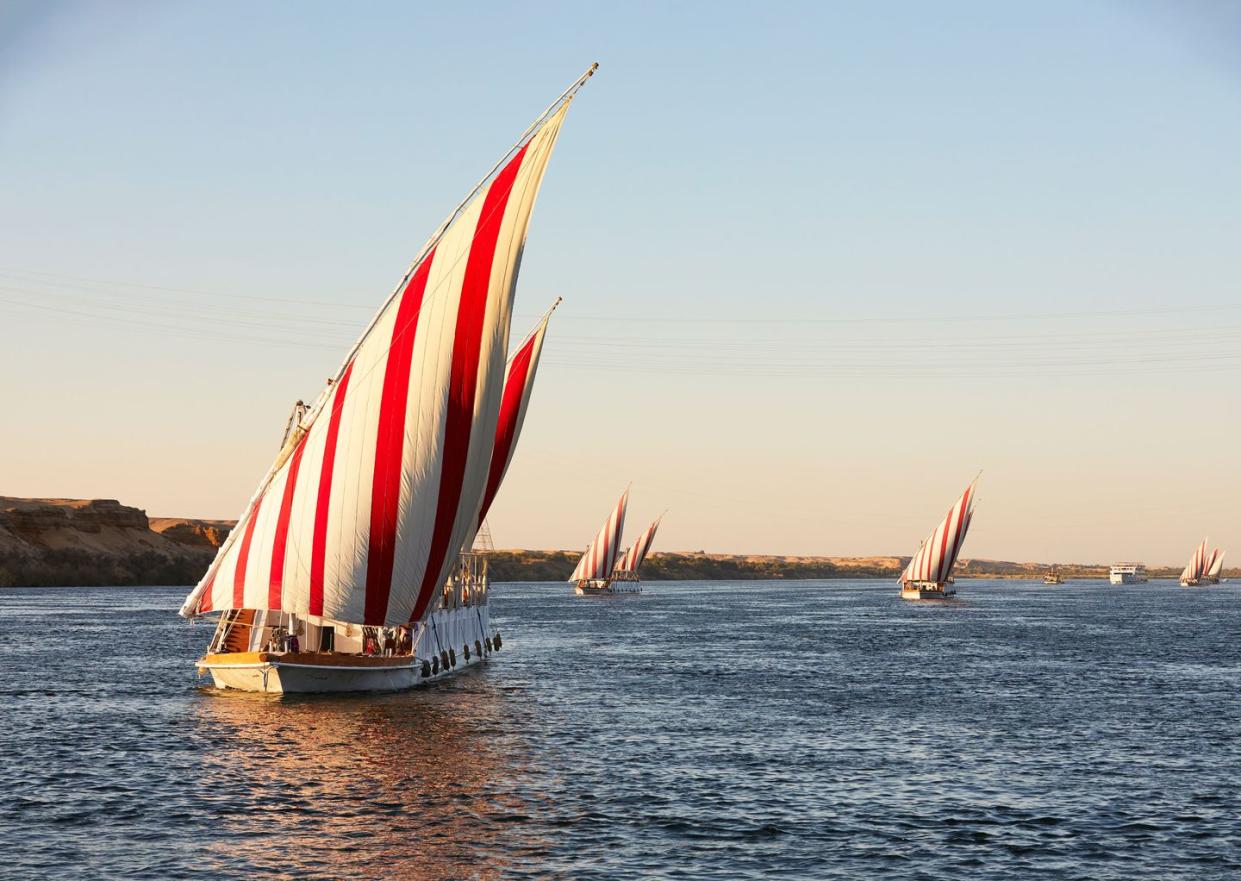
[0, 496, 1221, 586]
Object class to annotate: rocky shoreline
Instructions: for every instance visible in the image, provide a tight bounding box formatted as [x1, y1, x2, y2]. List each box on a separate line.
[0, 497, 228, 587]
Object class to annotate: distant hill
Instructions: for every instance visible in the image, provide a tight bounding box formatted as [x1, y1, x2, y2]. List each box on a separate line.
[0, 496, 1225, 586]
[0, 497, 230, 587]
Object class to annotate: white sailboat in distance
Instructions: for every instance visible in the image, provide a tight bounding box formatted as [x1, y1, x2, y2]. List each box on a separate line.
[899, 477, 978, 601]
[178, 64, 597, 693]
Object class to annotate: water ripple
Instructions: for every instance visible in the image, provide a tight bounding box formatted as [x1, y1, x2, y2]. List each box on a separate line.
[1, 581, 1240, 879]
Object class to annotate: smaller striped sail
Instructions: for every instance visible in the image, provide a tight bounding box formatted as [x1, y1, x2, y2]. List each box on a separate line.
[1180, 537, 1209, 584]
[464, 302, 557, 550]
[569, 489, 628, 582]
[1206, 549, 1226, 581]
[1202, 547, 1218, 577]
[900, 478, 978, 587]
[614, 515, 662, 576]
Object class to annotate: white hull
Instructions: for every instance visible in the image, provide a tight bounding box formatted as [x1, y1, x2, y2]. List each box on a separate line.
[900, 583, 956, 601]
[1109, 564, 1147, 585]
[202, 604, 496, 695]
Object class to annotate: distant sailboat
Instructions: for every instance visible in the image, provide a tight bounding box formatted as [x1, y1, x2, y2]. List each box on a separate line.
[899, 477, 978, 601]
[1179, 538, 1210, 587]
[177, 65, 596, 693]
[569, 489, 630, 595]
[1044, 566, 1064, 585]
[611, 514, 664, 589]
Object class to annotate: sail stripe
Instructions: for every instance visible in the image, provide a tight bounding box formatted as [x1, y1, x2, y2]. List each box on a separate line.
[942, 486, 973, 581]
[233, 493, 265, 607]
[309, 361, 355, 617]
[410, 145, 529, 623]
[268, 436, 308, 609]
[199, 571, 215, 613]
[364, 253, 436, 625]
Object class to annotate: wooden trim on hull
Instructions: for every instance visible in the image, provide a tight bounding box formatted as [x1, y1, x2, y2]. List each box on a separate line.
[200, 651, 418, 670]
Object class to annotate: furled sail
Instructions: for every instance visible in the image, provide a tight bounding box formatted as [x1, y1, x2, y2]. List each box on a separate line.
[1207, 549, 1226, 579]
[464, 302, 557, 550]
[899, 478, 977, 586]
[568, 489, 629, 582]
[180, 67, 596, 626]
[614, 515, 662, 575]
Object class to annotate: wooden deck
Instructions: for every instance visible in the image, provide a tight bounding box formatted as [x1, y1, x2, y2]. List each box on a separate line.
[200, 651, 415, 668]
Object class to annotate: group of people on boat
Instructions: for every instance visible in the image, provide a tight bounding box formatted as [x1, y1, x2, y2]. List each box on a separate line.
[261, 626, 299, 654]
[258, 622, 413, 657]
[361, 625, 413, 657]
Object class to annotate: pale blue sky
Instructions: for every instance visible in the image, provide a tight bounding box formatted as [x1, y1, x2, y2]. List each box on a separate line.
[2, 1, 1239, 564]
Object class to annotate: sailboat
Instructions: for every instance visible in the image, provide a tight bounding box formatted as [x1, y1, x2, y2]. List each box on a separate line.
[611, 514, 664, 589]
[1043, 566, 1065, 585]
[177, 65, 596, 693]
[569, 489, 631, 594]
[568, 491, 663, 595]
[1179, 538, 1210, 587]
[899, 478, 978, 601]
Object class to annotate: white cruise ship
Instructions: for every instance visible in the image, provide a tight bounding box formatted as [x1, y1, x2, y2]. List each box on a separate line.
[1109, 563, 1148, 585]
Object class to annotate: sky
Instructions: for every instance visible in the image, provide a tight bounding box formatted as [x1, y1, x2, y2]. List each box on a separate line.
[1, 1, 1239, 566]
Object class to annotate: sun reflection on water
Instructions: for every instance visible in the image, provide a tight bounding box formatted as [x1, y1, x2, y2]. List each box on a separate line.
[189, 674, 547, 880]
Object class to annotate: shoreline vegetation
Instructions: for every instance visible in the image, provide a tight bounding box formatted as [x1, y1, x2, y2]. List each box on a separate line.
[0, 496, 1223, 587]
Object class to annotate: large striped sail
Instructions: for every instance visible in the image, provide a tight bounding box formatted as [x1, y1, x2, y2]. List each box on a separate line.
[467, 302, 557, 547]
[180, 67, 595, 626]
[614, 515, 662, 575]
[568, 489, 629, 582]
[1182, 538, 1208, 583]
[899, 479, 978, 586]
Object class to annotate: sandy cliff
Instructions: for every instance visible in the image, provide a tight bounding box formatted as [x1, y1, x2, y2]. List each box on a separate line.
[0, 497, 232, 587]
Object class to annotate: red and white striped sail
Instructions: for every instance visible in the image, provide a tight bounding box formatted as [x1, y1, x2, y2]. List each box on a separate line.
[465, 304, 556, 549]
[568, 489, 629, 582]
[1201, 546, 1219, 580]
[1207, 549, 1226, 579]
[614, 515, 662, 575]
[899, 479, 978, 586]
[1183, 537, 1209, 582]
[180, 79, 585, 627]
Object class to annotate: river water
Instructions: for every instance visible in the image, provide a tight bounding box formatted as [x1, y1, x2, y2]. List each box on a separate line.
[1, 580, 1238, 879]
